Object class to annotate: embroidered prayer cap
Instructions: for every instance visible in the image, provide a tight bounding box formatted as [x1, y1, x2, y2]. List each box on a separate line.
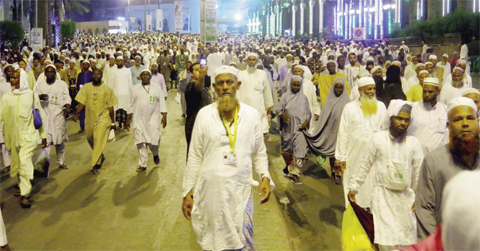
[358, 77, 375, 88]
[82, 60, 90, 65]
[388, 99, 412, 117]
[116, 56, 124, 60]
[452, 67, 463, 73]
[416, 63, 425, 69]
[462, 88, 480, 97]
[140, 69, 151, 75]
[447, 97, 478, 114]
[419, 70, 429, 76]
[442, 54, 449, 59]
[423, 77, 439, 87]
[214, 65, 239, 80]
[246, 52, 258, 59]
[425, 62, 433, 66]
[428, 54, 437, 60]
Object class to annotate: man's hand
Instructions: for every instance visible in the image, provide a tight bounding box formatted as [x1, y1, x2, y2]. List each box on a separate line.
[314, 114, 320, 121]
[39, 94, 49, 101]
[266, 107, 272, 116]
[199, 66, 208, 78]
[182, 191, 194, 220]
[161, 114, 167, 128]
[300, 119, 309, 131]
[281, 113, 290, 124]
[41, 138, 47, 148]
[411, 204, 415, 211]
[335, 161, 347, 176]
[137, 76, 141, 80]
[62, 108, 69, 118]
[259, 177, 271, 204]
[347, 190, 357, 203]
[73, 113, 79, 122]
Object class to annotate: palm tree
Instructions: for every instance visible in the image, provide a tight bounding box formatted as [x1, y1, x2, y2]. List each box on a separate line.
[64, 0, 91, 20]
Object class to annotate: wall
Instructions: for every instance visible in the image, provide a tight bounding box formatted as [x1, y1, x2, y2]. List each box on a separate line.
[76, 21, 129, 34]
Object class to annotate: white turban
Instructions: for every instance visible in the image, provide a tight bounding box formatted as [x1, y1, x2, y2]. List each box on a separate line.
[416, 63, 425, 69]
[70, 59, 76, 64]
[285, 54, 293, 58]
[442, 53, 449, 59]
[116, 56, 124, 60]
[370, 66, 382, 74]
[388, 100, 412, 117]
[452, 67, 463, 73]
[109, 55, 115, 59]
[2, 64, 13, 70]
[425, 62, 433, 66]
[447, 97, 478, 114]
[45, 64, 57, 70]
[214, 65, 239, 80]
[392, 61, 401, 66]
[358, 77, 375, 88]
[326, 60, 336, 65]
[89, 59, 97, 63]
[366, 56, 374, 62]
[246, 52, 258, 59]
[419, 70, 429, 76]
[462, 88, 480, 97]
[423, 77, 439, 87]
[140, 69, 151, 75]
[457, 59, 466, 64]
[428, 54, 437, 60]
[82, 60, 90, 65]
[442, 170, 480, 251]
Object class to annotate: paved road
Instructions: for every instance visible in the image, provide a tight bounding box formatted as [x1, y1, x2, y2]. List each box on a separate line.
[1, 90, 343, 251]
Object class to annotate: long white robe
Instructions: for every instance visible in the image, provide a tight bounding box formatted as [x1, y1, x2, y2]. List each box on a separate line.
[206, 53, 223, 77]
[0, 209, 6, 246]
[111, 67, 134, 112]
[335, 100, 389, 208]
[404, 64, 417, 82]
[438, 81, 470, 105]
[151, 73, 168, 99]
[130, 84, 167, 145]
[34, 79, 71, 145]
[103, 64, 117, 89]
[408, 101, 448, 155]
[237, 69, 274, 133]
[348, 131, 424, 246]
[182, 102, 274, 251]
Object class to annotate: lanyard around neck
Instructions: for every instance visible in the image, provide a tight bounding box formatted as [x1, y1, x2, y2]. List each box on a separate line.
[222, 106, 239, 153]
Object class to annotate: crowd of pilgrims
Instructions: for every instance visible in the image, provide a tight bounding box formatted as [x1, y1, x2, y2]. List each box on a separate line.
[0, 32, 478, 251]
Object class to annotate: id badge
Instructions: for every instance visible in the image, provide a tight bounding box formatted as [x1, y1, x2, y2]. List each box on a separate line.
[148, 95, 155, 103]
[50, 95, 58, 104]
[223, 152, 237, 165]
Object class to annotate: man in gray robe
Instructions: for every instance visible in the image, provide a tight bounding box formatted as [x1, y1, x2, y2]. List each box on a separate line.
[415, 97, 480, 240]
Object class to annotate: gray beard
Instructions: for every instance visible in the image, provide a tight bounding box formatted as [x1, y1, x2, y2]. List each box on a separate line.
[452, 80, 464, 88]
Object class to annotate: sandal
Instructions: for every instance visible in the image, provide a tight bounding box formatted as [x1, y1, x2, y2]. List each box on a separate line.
[20, 196, 31, 208]
[289, 174, 303, 185]
[59, 164, 68, 170]
[100, 155, 106, 167]
[283, 166, 290, 177]
[335, 175, 342, 185]
[136, 166, 147, 172]
[329, 172, 336, 182]
[92, 165, 101, 175]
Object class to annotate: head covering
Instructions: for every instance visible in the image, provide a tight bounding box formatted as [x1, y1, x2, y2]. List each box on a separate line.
[442, 170, 480, 251]
[327, 60, 336, 65]
[109, 55, 115, 59]
[2, 64, 13, 70]
[462, 88, 480, 97]
[45, 64, 56, 71]
[428, 55, 437, 60]
[385, 65, 401, 84]
[416, 63, 425, 69]
[246, 52, 258, 59]
[388, 100, 412, 117]
[419, 70, 429, 76]
[214, 65, 239, 80]
[358, 77, 375, 88]
[140, 69, 151, 75]
[70, 59, 76, 64]
[366, 57, 374, 62]
[82, 60, 90, 65]
[442, 53, 449, 59]
[425, 62, 433, 66]
[447, 97, 478, 114]
[423, 77, 439, 87]
[370, 66, 382, 74]
[392, 61, 401, 66]
[452, 66, 464, 73]
[116, 56, 124, 60]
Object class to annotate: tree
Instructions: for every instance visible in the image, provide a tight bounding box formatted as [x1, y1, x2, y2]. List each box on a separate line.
[0, 20, 25, 48]
[64, 0, 90, 20]
[61, 21, 76, 40]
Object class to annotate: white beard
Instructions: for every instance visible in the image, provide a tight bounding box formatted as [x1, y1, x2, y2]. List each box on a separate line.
[359, 95, 378, 115]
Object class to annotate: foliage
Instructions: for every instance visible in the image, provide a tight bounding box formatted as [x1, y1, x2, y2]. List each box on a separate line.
[61, 21, 76, 40]
[392, 11, 480, 42]
[0, 20, 25, 48]
[64, 0, 90, 20]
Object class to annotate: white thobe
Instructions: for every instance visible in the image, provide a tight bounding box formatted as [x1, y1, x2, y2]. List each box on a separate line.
[337, 67, 354, 88]
[438, 82, 470, 105]
[408, 101, 448, 155]
[182, 102, 274, 251]
[345, 64, 360, 82]
[443, 73, 472, 89]
[348, 131, 424, 246]
[404, 64, 417, 82]
[436, 62, 451, 84]
[460, 44, 468, 59]
[0, 78, 11, 167]
[34, 79, 71, 145]
[130, 84, 167, 145]
[103, 64, 117, 89]
[335, 100, 388, 208]
[0, 210, 6, 246]
[111, 67, 134, 112]
[303, 79, 321, 134]
[206, 53, 223, 77]
[237, 69, 274, 133]
[274, 58, 287, 72]
[404, 77, 419, 96]
[151, 74, 168, 99]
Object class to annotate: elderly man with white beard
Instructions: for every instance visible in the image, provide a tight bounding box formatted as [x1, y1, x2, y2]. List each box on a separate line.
[237, 53, 274, 139]
[182, 66, 274, 251]
[439, 67, 469, 105]
[415, 97, 480, 240]
[128, 69, 167, 172]
[348, 100, 424, 251]
[292, 65, 321, 134]
[335, 77, 388, 209]
[34, 65, 71, 170]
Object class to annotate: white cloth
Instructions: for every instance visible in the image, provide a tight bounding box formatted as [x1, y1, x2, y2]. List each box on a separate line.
[302, 78, 321, 134]
[151, 73, 168, 99]
[348, 131, 424, 246]
[111, 67, 134, 112]
[335, 100, 388, 208]
[34, 79, 71, 145]
[206, 52, 223, 77]
[103, 63, 117, 89]
[237, 69, 274, 133]
[460, 44, 468, 59]
[404, 77, 419, 96]
[182, 102, 274, 251]
[0, 209, 7, 246]
[136, 143, 159, 167]
[404, 64, 417, 82]
[408, 101, 448, 154]
[345, 64, 360, 82]
[130, 84, 167, 146]
[438, 82, 470, 106]
[436, 62, 451, 84]
[337, 67, 355, 89]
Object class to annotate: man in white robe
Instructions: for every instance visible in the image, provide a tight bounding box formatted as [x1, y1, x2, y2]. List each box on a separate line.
[111, 56, 134, 130]
[335, 77, 388, 209]
[408, 78, 448, 155]
[0, 66, 13, 174]
[150, 63, 168, 100]
[439, 67, 470, 105]
[182, 66, 273, 251]
[404, 55, 418, 81]
[348, 100, 424, 250]
[102, 56, 117, 89]
[129, 69, 167, 172]
[34, 65, 71, 169]
[237, 53, 274, 137]
[0, 70, 47, 208]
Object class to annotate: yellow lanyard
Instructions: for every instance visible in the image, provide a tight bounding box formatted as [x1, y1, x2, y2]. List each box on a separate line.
[222, 106, 239, 153]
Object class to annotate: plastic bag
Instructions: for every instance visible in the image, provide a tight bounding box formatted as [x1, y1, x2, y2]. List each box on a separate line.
[341, 204, 375, 251]
[175, 92, 181, 104]
[108, 129, 115, 142]
[34, 148, 50, 178]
